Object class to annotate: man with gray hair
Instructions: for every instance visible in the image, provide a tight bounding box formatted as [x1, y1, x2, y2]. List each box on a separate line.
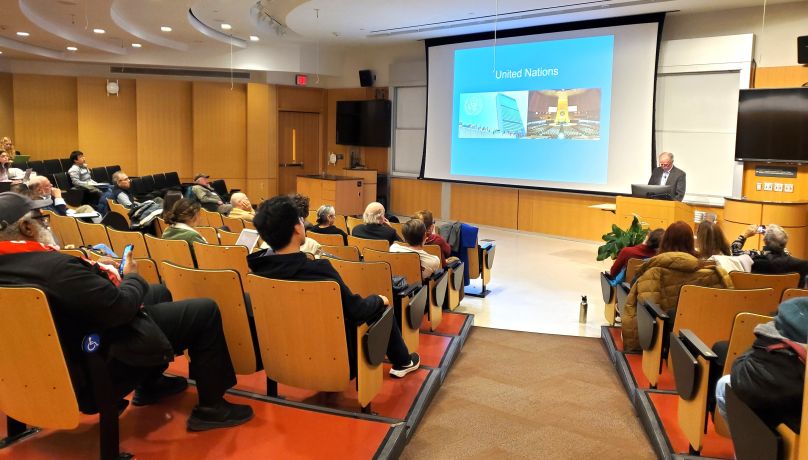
[351, 201, 401, 245]
[731, 223, 808, 284]
[228, 192, 255, 222]
[648, 151, 686, 201]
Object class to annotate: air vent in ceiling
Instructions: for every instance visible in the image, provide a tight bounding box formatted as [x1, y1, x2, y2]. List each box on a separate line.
[110, 66, 251, 79]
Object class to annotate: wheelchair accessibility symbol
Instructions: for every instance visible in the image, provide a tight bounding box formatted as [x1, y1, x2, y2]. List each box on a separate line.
[82, 334, 101, 353]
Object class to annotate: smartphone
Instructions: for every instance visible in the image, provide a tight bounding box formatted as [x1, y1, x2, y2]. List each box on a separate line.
[756, 225, 766, 234]
[119, 244, 134, 276]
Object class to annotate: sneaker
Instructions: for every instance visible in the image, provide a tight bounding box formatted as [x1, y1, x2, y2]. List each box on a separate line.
[132, 375, 188, 406]
[187, 399, 254, 432]
[389, 353, 420, 378]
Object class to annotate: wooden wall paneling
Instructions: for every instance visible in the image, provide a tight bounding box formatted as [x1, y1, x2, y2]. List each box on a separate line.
[753, 66, 808, 89]
[192, 82, 247, 189]
[741, 162, 808, 201]
[0, 73, 13, 141]
[518, 190, 616, 241]
[77, 77, 137, 173]
[136, 79, 192, 178]
[246, 83, 278, 201]
[390, 177, 442, 217]
[13, 74, 78, 159]
[451, 183, 518, 229]
[277, 86, 325, 112]
[279, 111, 321, 195]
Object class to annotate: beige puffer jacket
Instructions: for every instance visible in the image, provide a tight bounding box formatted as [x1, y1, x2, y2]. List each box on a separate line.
[621, 252, 733, 351]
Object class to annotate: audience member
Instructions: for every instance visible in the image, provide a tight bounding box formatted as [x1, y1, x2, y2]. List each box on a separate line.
[609, 228, 664, 280]
[0, 151, 24, 182]
[412, 210, 451, 265]
[696, 221, 730, 258]
[731, 224, 808, 282]
[103, 171, 163, 226]
[289, 193, 314, 230]
[308, 205, 348, 245]
[352, 202, 401, 245]
[0, 192, 252, 431]
[715, 297, 807, 433]
[228, 193, 255, 221]
[286, 193, 321, 256]
[621, 220, 732, 351]
[67, 150, 106, 205]
[390, 219, 441, 279]
[1, 137, 18, 160]
[247, 195, 420, 378]
[162, 199, 207, 261]
[28, 175, 96, 215]
[191, 174, 232, 214]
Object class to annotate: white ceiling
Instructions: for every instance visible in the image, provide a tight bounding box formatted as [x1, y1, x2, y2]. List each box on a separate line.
[0, 0, 795, 75]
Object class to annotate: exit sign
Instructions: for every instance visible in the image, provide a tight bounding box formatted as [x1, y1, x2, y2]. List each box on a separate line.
[295, 74, 308, 86]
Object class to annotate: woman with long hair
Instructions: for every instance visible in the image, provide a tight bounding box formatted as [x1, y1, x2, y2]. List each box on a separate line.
[696, 221, 730, 258]
[162, 199, 206, 259]
[659, 220, 697, 256]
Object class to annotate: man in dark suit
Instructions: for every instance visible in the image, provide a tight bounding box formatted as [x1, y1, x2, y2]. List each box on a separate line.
[648, 151, 686, 201]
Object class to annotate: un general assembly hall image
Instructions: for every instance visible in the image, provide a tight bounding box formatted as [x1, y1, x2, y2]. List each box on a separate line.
[1, 0, 808, 459]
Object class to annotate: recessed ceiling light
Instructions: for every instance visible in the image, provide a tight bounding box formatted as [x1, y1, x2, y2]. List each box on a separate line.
[220, 23, 232, 30]
[131, 43, 142, 48]
[93, 28, 105, 34]
[16, 32, 30, 37]
[66, 46, 78, 51]
[0, 51, 3, 55]
[160, 26, 172, 32]
[249, 35, 259, 42]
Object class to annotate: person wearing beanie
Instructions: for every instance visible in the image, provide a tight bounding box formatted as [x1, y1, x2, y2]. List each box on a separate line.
[715, 297, 807, 433]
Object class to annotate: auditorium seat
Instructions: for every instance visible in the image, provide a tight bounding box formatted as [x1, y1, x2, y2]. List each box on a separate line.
[0, 286, 131, 459]
[47, 213, 84, 248]
[726, 385, 799, 460]
[320, 245, 361, 261]
[26, 160, 44, 175]
[52, 172, 85, 207]
[729, 272, 800, 301]
[91, 166, 110, 184]
[42, 159, 63, 175]
[217, 229, 241, 246]
[76, 220, 111, 248]
[346, 216, 363, 234]
[347, 235, 389, 257]
[308, 232, 344, 246]
[221, 215, 246, 232]
[200, 209, 224, 228]
[465, 240, 496, 297]
[192, 242, 250, 283]
[106, 199, 132, 227]
[194, 226, 219, 244]
[245, 276, 392, 413]
[105, 165, 121, 177]
[144, 234, 195, 277]
[781, 288, 808, 302]
[425, 244, 464, 310]
[106, 228, 149, 259]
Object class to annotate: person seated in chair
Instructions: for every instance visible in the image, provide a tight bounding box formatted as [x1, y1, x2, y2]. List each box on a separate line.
[715, 297, 807, 434]
[0, 192, 253, 431]
[102, 171, 163, 226]
[28, 175, 95, 216]
[731, 224, 808, 283]
[609, 228, 664, 282]
[412, 209, 453, 266]
[287, 193, 321, 256]
[191, 174, 232, 214]
[0, 151, 24, 183]
[352, 202, 401, 245]
[227, 192, 255, 222]
[308, 204, 348, 245]
[247, 195, 420, 378]
[390, 219, 441, 279]
[67, 151, 107, 206]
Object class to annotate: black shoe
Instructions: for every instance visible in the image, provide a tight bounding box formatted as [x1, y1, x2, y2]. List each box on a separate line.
[187, 399, 255, 432]
[132, 375, 188, 406]
[390, 352, 421, 378]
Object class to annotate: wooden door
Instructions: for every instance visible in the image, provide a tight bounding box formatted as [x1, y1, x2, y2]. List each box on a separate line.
[279, 112, 321, 195]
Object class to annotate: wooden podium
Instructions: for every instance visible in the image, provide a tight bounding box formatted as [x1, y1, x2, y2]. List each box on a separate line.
[296, 175, 364, 216]
[615, 196, 692, 230]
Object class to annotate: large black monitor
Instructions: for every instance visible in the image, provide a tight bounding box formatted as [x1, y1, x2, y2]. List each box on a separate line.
[631, 184, 673, 200]
[735, 87, 808, 163]
[336, 100, 392, 147]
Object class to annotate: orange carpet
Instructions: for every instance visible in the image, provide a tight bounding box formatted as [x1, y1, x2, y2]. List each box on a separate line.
[0, 389, 397, 459]
[647, 392, 734, 458]
[625, 354, 676, 391]
[608, 326, 624, 352]
[420, 311, 470, 335]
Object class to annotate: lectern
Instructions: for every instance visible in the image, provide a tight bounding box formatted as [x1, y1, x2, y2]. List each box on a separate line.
[615, 196, 692, 230]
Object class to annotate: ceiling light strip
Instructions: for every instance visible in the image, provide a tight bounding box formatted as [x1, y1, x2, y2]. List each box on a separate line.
[18, 0, 126, 54]
[187, 9, 246, 48]
[110, 2, 189, 52]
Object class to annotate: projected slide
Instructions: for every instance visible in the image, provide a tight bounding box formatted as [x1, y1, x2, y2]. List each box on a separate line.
[450, 35, 614, 184]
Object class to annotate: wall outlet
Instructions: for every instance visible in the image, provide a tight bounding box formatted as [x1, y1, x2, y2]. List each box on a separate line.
[774, 183, 784, 192]
[763, 182, 773, 191]
[784, 183, 795, 193]
[756, 182, 762, 191]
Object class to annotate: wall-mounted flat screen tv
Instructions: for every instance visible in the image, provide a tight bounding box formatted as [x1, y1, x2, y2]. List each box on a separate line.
[735, 87, 808, 163]
[336, 100, 392, 147]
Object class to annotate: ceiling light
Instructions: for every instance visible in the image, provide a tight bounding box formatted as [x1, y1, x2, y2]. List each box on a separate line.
[93, 28, 105, 34]
[131, 43, 142, 48]
[160, 26, 172, 32]
[249, 35, 259, 41]
[220, 23, 232, 30]
[0, 51, 3, 55]
[16, 32, 30, 37]
[66, 46, 78, 51]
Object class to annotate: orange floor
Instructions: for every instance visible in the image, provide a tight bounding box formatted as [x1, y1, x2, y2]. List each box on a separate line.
[647, 393, 735, 458]
[625, 354, 677, 391]
[420, 311, 470, 336]
[0, 389, 399, 460]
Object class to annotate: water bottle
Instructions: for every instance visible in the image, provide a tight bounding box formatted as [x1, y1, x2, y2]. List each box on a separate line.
[579, 295, 588, 324]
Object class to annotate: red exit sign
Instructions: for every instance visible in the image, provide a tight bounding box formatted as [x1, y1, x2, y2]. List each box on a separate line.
[295, 74, 308, 86]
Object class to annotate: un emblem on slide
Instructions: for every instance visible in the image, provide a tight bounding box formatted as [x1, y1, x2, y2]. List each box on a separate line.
[464, 95, 483, 116]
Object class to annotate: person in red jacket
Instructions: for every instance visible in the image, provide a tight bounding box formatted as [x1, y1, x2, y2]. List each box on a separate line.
[609, 228, 664, 279]
[413, 209, 451, 266]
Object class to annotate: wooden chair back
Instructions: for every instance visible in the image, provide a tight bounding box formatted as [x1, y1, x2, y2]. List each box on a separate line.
[347, 235, 389, 256]
[193, 242, 250, 283]
[245, 276, 350, 391]
[308, 231, 345, 246]
[106, 228, 149, 259]
[723, 313, 774, 375]
[132, 258, 160, 285]
[221, 215, 245, 232]
[194, 226, 219, 244]
[363, 248, 422, 285]
[327, 258, 394, 300]
[625, 258, 645, 282]
[217, 229, 241, 246]
[730, 272, 800, 301]
[243, 220, 255, 230]
[76, 220, 111, 248]
[155, 217, 167, 235]
[423, 244, 442, 260]
[107, 199, 132, 227]
[389, 222, 404, 240]
[144, 234, 195, 276]
[49, 213, 83, 248]
[320, 245, 361, 262]
[781, 288, 808, 302]
[333, 214, 349, 235]
[346, 216, 363, 234]
[200, 209, 224, 228]
[161, 263, 256, 374]
[306, 210, 318, 225]
[59, 248, 87, 258]
[0, 287, 79, 429]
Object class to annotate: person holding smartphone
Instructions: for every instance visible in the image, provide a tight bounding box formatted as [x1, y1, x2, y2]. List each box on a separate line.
[731, 223, 808, 284]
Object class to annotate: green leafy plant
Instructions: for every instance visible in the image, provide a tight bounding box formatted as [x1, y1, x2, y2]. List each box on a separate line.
[597, 216, 648, 261]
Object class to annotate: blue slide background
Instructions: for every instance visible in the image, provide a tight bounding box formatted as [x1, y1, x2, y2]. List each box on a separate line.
[451, 35, 614, 184]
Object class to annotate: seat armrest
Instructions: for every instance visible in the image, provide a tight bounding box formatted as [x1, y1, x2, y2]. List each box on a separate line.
[362, 307, 394, 366]
[447, 260, 462, 270]
[679, 329, 718, 360]
[644, 300, 669, 320]
[479, 241, 494, 251]
[396, 282, 421, 298]
[431, 270, 449, 307]
[429, 268, 446, 281]
[407, 285, 428, 328]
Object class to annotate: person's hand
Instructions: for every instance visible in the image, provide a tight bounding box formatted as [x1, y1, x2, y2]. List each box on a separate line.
[218, 200, 223, 205]
[381, 216, 392, 228]
[51, 187, 62, 199]
[743, 224, 758, 238]
[122, 256, 138, 275]
[378, 295, 389, 306]
[97, 256, 116, 267]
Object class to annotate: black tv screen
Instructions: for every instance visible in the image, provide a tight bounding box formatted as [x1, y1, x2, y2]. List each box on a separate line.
[735, 88, 808, 163]
[336, 100, 392, 147]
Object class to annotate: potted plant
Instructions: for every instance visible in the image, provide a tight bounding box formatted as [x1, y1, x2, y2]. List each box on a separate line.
[597, 216, 648, 261]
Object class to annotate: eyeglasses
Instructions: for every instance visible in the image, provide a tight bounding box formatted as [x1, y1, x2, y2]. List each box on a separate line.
[31, 214, 50, 227]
